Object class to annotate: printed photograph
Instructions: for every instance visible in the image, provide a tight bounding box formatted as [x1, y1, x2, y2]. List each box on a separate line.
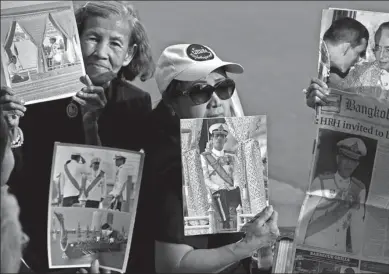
[1, 1, 85, 104]
[180, 115, 268, 235]
[48, 143, 144, 272]
[48, 207, 132, 272]
[318, 9, 389, 101]
[299, 129, 378, 255]
[49, 143, 143, 213]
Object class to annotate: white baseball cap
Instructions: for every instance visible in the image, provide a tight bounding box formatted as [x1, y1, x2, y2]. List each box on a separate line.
[155, 44, 244, 94]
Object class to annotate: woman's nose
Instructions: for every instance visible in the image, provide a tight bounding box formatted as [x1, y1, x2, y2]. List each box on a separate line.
[207, 93, 221, 108]
[94, 42, 109, 59]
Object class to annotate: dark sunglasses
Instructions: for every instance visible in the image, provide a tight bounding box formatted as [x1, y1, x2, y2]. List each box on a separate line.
[180, 78, 235, 105]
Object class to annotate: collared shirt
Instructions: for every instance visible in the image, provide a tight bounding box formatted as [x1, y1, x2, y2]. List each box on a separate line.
[87, 169, 106, 201]
[200, 148, 236, 193]
[310, 172, 351, 199]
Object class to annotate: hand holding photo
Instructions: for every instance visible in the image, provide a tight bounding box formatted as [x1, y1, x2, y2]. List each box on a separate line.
[47, 142, 144, 272]
[1, 1, 86, 104]
[180, 115, 268, 236]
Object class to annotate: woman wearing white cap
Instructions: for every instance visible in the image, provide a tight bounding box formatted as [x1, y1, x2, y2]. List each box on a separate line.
[135, 44, 280, 274]
[0, 1, 154, 272]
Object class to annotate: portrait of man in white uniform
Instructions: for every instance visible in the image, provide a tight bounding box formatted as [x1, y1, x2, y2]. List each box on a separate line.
[304, 137, 370, 254]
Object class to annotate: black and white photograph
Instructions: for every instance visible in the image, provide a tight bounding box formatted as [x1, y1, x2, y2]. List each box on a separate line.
[48, 207, 132, 272]
[47, 142, 144, 272]
[318, 9, 389, 101]
[49, 143, 143, 213]
[298, 129, 378, 255]
[180, 116, 268, 235]
[1, 1, 85, 104]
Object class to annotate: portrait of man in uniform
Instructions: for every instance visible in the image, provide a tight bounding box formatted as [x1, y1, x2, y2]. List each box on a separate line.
[303, 132, 378, 255]
[200, 123, 242, 229]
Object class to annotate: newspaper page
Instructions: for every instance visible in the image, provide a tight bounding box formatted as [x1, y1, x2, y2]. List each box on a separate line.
[290, 9, 389, 274]
[47, 143, 144, 273]
[0, 1, 85, 105]
[180, 115, 268, 236]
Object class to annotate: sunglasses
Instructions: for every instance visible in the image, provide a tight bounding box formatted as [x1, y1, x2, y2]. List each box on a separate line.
[180, 78, 235, 105]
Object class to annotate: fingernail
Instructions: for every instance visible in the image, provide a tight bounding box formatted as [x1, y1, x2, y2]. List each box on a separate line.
[21, 100, 25, 105]
[93, 259, 99, 267]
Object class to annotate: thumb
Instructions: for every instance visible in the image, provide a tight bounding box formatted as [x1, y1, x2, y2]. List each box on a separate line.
[255, 206, 274, 227]
[90, 259, 100, 273]
[80, 75, 93, 87]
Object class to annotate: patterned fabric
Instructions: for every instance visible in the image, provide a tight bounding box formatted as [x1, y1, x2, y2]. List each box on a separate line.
[225, 117, 267, 214]
[318, 39, 330, 82]
[330, 61, 389, 103]
[181, 119, 210, 233]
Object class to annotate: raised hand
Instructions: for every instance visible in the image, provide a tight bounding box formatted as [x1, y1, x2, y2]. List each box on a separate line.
[240, 206, 280, 251]
[304, 78, 331, 109]
[0, 86, 26, 118]
[73, 75, 107, 120]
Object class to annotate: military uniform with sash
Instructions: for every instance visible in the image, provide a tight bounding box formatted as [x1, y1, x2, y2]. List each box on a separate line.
[200, 123, 242, 229]
[304, 138, 367, 254]
[109, 154, 130, 211]
[59, 153, 87, 207]
[85, 157, 106, 209]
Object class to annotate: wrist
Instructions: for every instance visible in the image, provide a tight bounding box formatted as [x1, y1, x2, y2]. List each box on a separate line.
[229, 239, 257, 260]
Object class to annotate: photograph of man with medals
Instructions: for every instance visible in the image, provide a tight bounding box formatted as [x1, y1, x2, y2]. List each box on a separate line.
[180, 116, 268, 235]
[298, 129, 378, 255]
[200, 123, 242, 230]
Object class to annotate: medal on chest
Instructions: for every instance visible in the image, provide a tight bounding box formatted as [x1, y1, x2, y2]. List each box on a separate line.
[66, 101, 79, 118]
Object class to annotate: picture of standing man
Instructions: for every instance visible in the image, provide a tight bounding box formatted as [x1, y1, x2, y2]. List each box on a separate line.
[109, 155, 129, 211]
[85, 157, 106, 209]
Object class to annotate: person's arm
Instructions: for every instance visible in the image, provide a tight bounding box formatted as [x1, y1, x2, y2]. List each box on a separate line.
[110, 169, 127, 197]
[156, 240, 255, 273]
[200, 155, 220, 192]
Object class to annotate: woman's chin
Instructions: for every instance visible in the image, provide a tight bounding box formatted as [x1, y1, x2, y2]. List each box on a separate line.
[87, 72, 117, 87]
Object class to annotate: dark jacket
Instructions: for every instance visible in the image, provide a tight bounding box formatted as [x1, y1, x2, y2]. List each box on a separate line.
[127, 102, 251, 274]
[9, 78, 152, 273]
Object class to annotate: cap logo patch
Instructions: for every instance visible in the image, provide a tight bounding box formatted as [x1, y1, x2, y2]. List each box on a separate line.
[186, 44, 214, 61]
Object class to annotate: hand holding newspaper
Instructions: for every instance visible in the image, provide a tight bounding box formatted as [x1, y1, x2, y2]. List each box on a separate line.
[289, 8, 389, 274]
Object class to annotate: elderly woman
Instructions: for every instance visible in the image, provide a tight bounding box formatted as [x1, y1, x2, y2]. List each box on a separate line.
[131, 44, 280, 274]
[0, 1, 154, 272]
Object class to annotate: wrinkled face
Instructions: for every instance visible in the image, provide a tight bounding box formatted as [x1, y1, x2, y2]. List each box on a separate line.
[171, 69, 233, 119]
[212, 133, 227, 151]
[1, 140, 14, 186]
[337, 154, 359, 178]
[330, 39, 367, 73]
[80, 15, 134, 86]
[374, 29, 389, 72]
